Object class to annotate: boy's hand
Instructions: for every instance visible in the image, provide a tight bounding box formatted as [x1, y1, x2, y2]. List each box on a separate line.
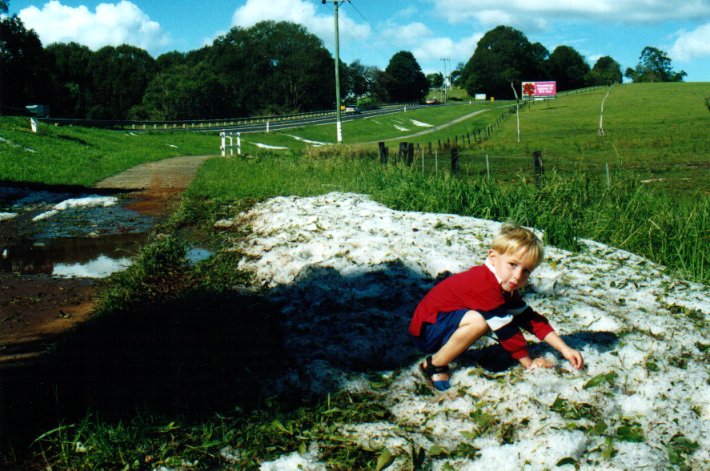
[543, 332, 585, 370]
[528, 357, 554, 370]
[562, 348, 584, 370]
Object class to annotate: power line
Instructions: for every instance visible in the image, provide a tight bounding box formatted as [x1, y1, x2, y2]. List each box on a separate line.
[329, 0, 391, 65]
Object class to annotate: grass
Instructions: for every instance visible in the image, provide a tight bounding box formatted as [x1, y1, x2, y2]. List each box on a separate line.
[187, 155, 707, 283]
[471, 83, 710, 194]
[22, 390, 389, 469]
[0, 116, 216, 186]
[230, 100, 508, 152]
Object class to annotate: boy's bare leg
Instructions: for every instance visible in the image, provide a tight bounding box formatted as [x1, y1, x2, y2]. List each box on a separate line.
[428, 310, 488, 381]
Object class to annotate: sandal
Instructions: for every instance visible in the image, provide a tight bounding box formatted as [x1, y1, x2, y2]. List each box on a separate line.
[419, 356, 451, 391]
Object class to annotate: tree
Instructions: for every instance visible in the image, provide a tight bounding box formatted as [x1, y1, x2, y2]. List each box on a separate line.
[203, 21, 334, 116]
[0, 13, 49, 110]
[202, 26, 263, 116]
[141, 63, 229, 120]
[384, 51, 428, 102]
[364, 65, 388, 103]
[588, 56, 622, 86]
[548, 45, 590, 91]
[530, 42, 550, 77]
[347, 60, 370, 98]
[45, 42, 94, 117]
[450, 63, 465, 87]
[461, 26, 544, 100]
[248, 21, 333, 113]
[625, 47, 686, 83]
[88, 45, 156, 119]
[155, 51, 188, 72]
[426, 72, 444, 89]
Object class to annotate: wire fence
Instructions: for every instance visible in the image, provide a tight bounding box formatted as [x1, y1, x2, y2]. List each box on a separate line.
[373, 141, 690, 190]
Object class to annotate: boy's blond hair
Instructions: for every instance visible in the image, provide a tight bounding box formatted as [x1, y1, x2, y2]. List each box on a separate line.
[491, 223, 545, 268]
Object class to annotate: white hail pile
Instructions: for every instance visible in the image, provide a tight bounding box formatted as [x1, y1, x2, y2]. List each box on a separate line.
[31, 196, 118, 221]
[228, 192, 708, 470]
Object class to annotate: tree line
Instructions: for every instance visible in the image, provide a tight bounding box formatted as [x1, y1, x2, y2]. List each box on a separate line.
[453, 26, 685, 101]
[1, 3, 686, 121]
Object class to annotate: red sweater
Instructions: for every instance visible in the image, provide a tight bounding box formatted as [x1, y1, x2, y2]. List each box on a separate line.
[409, 264, 553, 360]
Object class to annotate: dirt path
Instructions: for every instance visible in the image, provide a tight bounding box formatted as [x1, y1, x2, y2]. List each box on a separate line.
[365, 107, 495, 144]
[0, 155, 214, 367]
[95, 155, 213, 214]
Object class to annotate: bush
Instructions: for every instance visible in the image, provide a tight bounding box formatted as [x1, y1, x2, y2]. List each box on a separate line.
[356, 96, 379, 110]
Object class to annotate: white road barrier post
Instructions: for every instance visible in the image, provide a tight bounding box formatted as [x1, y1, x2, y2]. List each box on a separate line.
[220, 132, 234, 157]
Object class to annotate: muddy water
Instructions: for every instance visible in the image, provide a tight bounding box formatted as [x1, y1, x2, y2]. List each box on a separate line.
[0, 184, 153, 277]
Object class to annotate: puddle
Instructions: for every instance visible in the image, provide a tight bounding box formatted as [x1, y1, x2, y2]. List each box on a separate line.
[1, 233, 147, 277]
[187, 247, 213, 266]
[0, 184, 154, 278]
[0, 184, 214, 278]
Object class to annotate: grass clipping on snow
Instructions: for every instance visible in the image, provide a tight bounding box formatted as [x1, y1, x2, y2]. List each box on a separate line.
[231, 192, 708, 470]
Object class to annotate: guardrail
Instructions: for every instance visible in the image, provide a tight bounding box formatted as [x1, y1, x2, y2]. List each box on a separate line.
[35, 102, 419, 132]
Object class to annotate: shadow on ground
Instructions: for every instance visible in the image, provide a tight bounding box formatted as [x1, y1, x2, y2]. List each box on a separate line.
[1, 260, 618, 456]
[0, 289, 286, 452]
[459, 331, 620, 372]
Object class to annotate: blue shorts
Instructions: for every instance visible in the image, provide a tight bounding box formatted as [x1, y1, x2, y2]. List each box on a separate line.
[412, 309, 469, 353]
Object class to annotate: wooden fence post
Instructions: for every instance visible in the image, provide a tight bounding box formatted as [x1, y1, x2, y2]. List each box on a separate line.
[451, 143, 459, 175]
[399, 142, 408, 164]
[378, 141, 388, 164]
[533, 150, 544, 186]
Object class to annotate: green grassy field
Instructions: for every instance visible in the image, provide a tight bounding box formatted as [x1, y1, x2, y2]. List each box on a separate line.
[466, 83, 710, 194]
[235, 101, 507, 153]
[0, 117, 216, 186]
[0, 102, 506, 184]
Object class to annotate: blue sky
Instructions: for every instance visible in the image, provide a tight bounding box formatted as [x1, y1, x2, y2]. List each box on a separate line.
[9, 0, 710, 82]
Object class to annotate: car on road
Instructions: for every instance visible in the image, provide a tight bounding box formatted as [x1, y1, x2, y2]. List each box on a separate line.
[344, 105, 361, 114]
[425, 98, 440, 105]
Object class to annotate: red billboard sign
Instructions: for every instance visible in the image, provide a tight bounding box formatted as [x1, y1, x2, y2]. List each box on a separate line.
[522, 81, 557, 98]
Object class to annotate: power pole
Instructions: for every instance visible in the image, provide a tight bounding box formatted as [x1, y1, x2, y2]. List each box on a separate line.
[440, 57, 450, 102]
[323, 0, 349, 144]
[446, 58, 452, 92]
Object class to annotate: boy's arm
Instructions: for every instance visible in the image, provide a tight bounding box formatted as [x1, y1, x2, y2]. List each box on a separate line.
[543, 331, 584, 369]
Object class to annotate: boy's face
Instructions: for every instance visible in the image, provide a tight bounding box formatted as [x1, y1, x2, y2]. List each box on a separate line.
[488, 248, 536, 292]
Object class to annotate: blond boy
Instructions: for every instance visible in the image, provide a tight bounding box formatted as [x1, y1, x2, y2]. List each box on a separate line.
[409, 223, 583, 391]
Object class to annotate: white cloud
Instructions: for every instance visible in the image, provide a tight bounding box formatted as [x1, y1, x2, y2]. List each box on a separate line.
[379, 18, 481, 70]
[18, 0, 169, 52]
[476, 9, 515, 27]
[382, 21, 431, 44]
[232, 0, 371, 50]
[434, 0, 710, 27]
[413, 32, 482, 68]
[392, 5, 419, 21]
[669, 22, 710, 62]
